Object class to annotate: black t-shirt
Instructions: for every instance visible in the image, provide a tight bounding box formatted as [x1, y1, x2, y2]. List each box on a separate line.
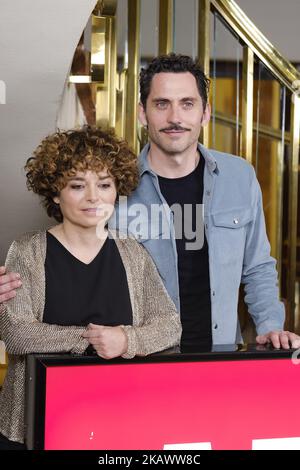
[43, 232, 133, 328]
[158, 155, 212, 351]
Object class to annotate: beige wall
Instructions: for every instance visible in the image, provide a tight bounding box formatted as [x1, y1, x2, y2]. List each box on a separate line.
[236, 0, 300, 62]
[0, 0, 96, 264]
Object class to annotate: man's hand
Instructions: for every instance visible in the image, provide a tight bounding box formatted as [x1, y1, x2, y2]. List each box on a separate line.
[256, 330, 300, 349]
[82, 323, 128, 359]
[0, 266, 22, 303]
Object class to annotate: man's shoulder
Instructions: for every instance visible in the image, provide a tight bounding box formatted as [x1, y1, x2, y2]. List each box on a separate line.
[207, 148, 253, 172]
[205, 148, 256, 188]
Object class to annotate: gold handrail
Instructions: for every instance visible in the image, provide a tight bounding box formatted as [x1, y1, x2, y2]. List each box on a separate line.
[210, 0, 300, 92]
[214, 110, 291, 144]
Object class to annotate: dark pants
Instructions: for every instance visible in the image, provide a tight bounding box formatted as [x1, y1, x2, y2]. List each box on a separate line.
[0, 432, 26, 450]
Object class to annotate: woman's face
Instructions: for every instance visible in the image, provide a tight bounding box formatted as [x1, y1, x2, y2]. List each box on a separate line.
[54, 169, 117, 229]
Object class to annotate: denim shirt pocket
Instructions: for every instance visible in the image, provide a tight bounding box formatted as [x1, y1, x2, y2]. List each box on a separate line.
[212, 207, 253, 229]
[211, 207, 253, 264]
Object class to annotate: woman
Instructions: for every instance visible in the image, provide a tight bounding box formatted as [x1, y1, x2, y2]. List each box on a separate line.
[0, 127, 181, 449]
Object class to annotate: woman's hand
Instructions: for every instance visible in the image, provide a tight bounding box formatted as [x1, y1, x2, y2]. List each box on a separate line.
[82, 323, 128, 359]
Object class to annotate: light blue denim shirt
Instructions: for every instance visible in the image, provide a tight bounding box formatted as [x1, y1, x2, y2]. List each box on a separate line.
[110, 143, 285, 344]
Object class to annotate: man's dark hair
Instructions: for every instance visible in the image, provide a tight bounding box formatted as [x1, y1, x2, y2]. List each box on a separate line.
[139, 53, 210, 109]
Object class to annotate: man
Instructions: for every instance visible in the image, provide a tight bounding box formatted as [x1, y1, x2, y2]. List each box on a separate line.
[1, 53, 299, 350]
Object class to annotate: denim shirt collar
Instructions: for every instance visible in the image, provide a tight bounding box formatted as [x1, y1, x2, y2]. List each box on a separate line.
[139, 142, 219, 177]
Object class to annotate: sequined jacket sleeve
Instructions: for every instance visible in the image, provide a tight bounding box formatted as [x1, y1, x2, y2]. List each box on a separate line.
[0, 235, 89, 355]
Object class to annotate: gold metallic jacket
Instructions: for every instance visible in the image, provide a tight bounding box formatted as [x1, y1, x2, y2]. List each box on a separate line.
[0, 230, 181, 443]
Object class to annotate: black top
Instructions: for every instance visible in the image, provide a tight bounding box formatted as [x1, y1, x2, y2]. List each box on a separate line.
[43, 232, 133, 328]
[158, 155, 212, 351]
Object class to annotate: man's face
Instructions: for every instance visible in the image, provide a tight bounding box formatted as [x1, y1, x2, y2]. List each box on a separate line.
[138, 72, 210, 156]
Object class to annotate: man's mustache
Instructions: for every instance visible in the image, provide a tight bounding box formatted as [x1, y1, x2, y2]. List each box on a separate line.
[159, 125, 191, 132]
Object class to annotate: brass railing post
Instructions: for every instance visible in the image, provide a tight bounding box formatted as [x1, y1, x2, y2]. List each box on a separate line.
[287, 92, 300, 330]
[108, 15, 117, 128]
[276, 140, 284, 289]
[242, 46, 254, 163]
[198, 0, 211, 147]
[92, 1, 117, 129]
[158, 0, 174, 55]
[125, 0, 141, 152]
[115, 70, 127, 139]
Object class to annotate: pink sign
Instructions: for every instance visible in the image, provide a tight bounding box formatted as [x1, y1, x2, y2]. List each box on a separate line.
[44, 358, 300, 450]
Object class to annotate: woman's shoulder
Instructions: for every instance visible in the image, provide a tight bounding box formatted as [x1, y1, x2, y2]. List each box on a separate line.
[7, 230, 47, 259]
[11, 230, 46, 247]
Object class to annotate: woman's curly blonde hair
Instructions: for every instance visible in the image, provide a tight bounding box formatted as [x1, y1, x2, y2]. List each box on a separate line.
[25, 126, 139, 222]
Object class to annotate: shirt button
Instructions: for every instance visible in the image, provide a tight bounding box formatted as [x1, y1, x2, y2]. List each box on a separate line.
[213, 323, 218, 330]
[212, 290, 216, 296]
[206, 190, 211, 196]
[233, 218, 239, 224]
